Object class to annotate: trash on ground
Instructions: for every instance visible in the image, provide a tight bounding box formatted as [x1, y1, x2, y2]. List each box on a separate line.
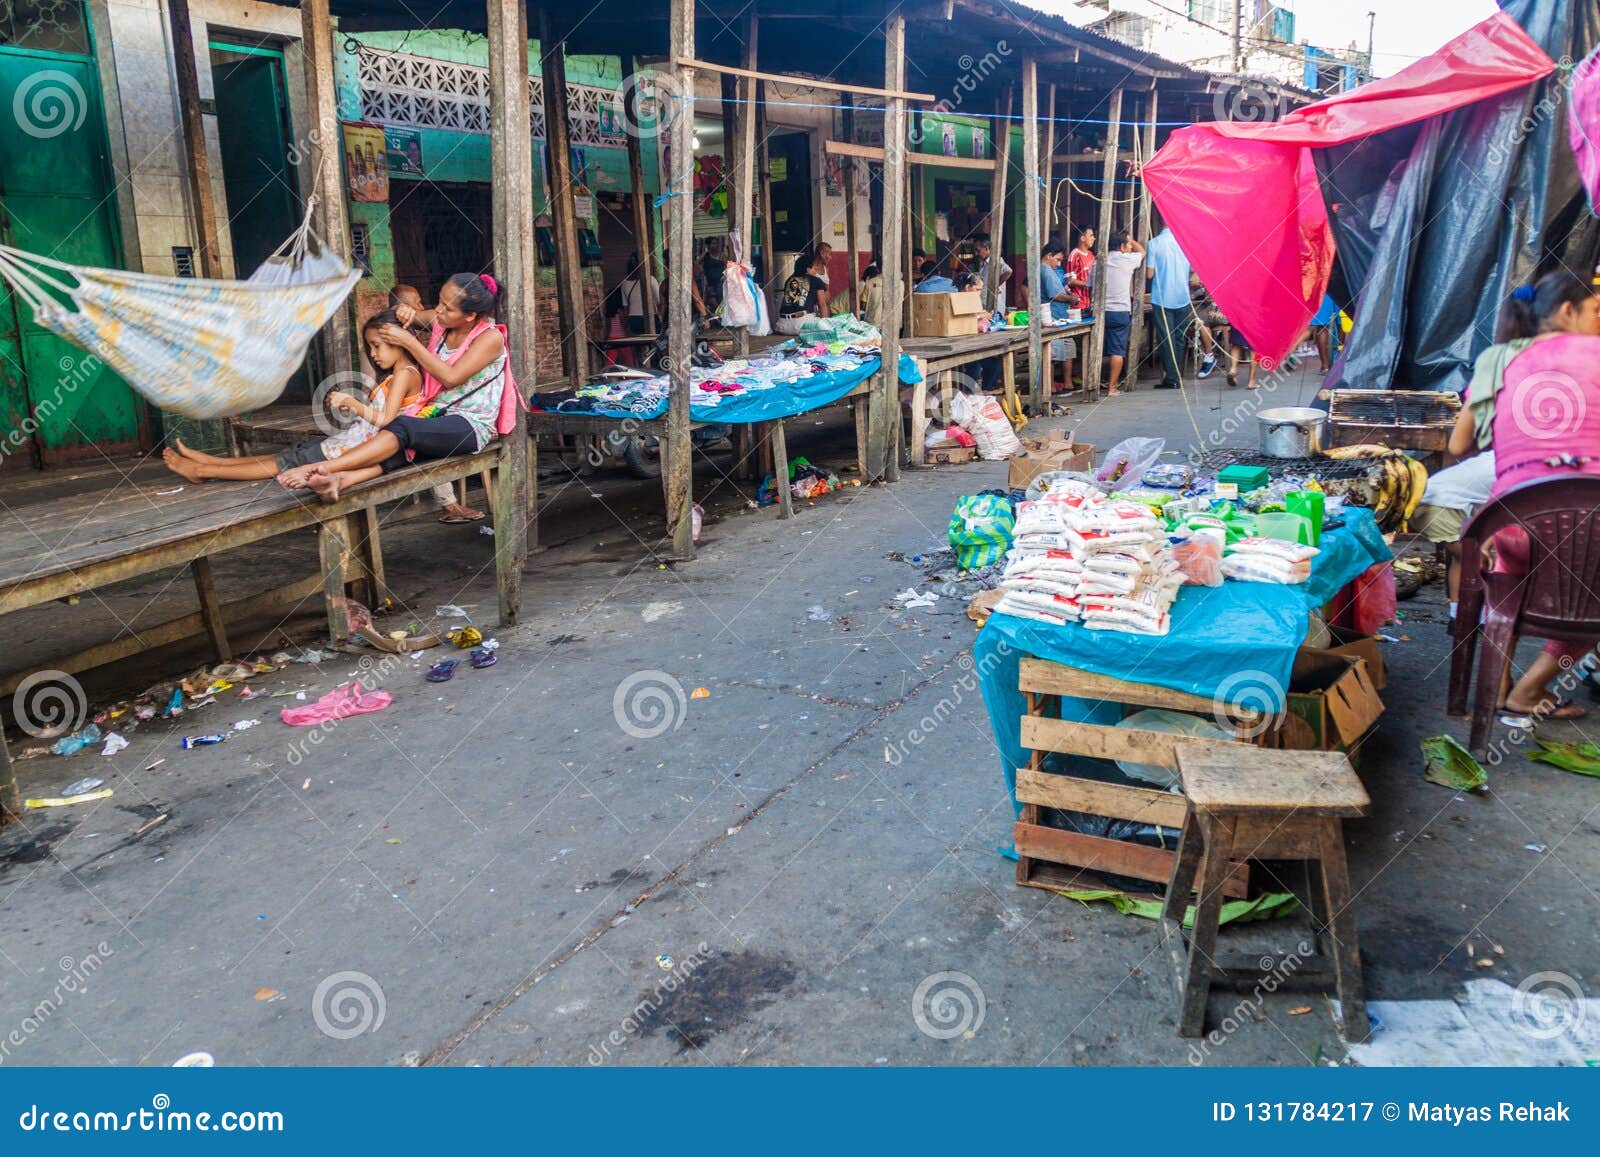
[99, 733, 129, 757]
[171, 1052, 214, 1067]
[436, 604, 471, 619]
[181, 734, 227, 748]
[894, 588, 940, 610]
[61, 776, 104, 796]
[50, 724, 102, 756]
[1524, 843, 1547, 853]
[252, 987, 282, 1002]
[807, 605, 832, 621]
[1056, 889, 1299, 927]
[26, 788, 114, 809]
[448, 626, 483, 649]
[1525, 738, 1600, 778]
[280, 684, 393, 725]
[1421, 734, 1487, 792]
[133, 813, 168, 836]
[691, 687, 711, 700]
[232, 719, 259, 731]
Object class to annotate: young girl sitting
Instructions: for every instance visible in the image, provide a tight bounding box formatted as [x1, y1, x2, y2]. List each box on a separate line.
[278, 272, 516, 504]
[162, 311, 422, 483]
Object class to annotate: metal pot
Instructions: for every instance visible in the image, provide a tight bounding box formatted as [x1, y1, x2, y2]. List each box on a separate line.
[1258, 407, 1327, 458]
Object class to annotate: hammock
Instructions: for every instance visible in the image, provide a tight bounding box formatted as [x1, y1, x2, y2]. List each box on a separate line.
[0, 203, 360, 420]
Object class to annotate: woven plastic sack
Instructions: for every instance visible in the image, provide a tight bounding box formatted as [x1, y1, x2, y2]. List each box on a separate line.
[951, 392, 1024, 460]
[947, 493, 1015, 570]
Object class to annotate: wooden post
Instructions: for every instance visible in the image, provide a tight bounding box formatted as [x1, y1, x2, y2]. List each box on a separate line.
[1128, 89, 1158, 385]
[1085, 87, 1122, 395]
[489, 0, 533, 624]
[1023, 58, 1044, 415]
[720, 70, 749, 359]
[755, 80, 776, 306]
[540, 12, 589, 384]
[299, 0, 354, 375]
[842, 94, 861, 314]
[985, 86, 1012, 312]
[873, 12, 908, 482]
[736, 18, 759, 297]
[1043, 84, 1057, 249]
[625, 56, 658, 332]
[166, 0, 223, 278]
[665, 0, 696, 559]
[0, 733, 16, 826]
[190, 557, 231, 660]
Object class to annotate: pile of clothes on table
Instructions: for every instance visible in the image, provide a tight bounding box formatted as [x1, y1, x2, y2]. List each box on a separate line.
[995, 480, 1182, 635]
[533, 340, 884, 416]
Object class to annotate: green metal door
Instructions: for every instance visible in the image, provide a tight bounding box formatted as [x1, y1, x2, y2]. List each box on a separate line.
[0, 5, 145, 468]
[210, 43, 298, 278]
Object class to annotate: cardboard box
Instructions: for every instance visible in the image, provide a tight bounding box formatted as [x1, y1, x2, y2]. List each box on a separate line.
[1324, 625, 1387, 691]
[1007, 430, 1096, 490]
[912, 290, 985, 337]
[1260, 649, 1384, 756]
[926, 443, 978, 465]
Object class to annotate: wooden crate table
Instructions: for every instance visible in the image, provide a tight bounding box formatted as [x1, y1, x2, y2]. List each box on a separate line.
[1014, 657, 1261, 897]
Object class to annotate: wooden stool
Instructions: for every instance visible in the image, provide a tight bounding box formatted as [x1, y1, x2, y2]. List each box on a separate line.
[1162, 746, 1371, 1043]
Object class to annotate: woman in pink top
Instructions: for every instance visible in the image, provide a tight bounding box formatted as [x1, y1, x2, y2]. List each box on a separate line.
[1476, 271, 1600, 720]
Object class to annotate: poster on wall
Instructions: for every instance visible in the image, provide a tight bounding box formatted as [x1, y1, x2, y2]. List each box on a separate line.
[972, 127, 987, 159]
[823, 152, 844, 197]
[941, 123, 958, 157]
[344, 123, 388, 203]
[384, 126, 424, 176]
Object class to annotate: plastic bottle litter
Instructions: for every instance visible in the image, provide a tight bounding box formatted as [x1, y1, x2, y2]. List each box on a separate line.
[61, 777, 104, 797]
[50, 723, 102, 756]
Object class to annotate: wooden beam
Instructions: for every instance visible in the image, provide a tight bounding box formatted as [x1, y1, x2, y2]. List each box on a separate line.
[540, 16, 589, 384]
[909, 152, 995, 172]
[1084, 87, 1122, 396]
[166, 0, 223, 278]
[489, 0, 533, 624]
[721, 69, 747, 357]
[871, 12, 908, 483]
[0, 726, 17, 825]
[664, 0, 696, 559]
[190, 556, 231, 660]
[670, 57, 935, 103]
[985, 86, 1012, 313]
[1023, 57, 1044, 415]
[1043, 84, 1058, 248]
[1128, 90, 1157, 385]
[299, 0, 354, 375]
[624, 56, 658, 330]
[755, 79, 777, 304]
[841, 95, 861, 315]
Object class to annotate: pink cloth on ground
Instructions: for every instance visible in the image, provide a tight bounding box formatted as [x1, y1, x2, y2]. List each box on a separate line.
[279, 683, 393, 726]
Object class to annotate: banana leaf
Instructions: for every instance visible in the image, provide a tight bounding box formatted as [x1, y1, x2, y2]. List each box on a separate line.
[1526, 738, 1600, 778]
[1056, 889, 1299, 928]
[1421, 734, 1488, 791]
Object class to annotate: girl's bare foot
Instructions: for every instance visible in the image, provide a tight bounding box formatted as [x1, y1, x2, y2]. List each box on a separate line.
[162, 448, 207, 483]
[277, 465, 315, 489]
[305, 467, 343, 503]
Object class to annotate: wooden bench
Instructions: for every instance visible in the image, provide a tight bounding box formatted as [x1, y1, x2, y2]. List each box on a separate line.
[0, 445, 515, 821]
[1163, 745, 1372, 1042]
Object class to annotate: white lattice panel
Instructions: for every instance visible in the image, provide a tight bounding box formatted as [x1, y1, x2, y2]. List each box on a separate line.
[357, 46, 625, 147]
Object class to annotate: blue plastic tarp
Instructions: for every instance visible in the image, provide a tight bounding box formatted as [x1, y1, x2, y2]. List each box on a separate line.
[575, 353, 923, 425]
[973, 508, 1393, 810]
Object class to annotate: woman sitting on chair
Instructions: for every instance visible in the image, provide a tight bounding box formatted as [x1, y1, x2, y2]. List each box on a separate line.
[1456, 270, 1600, 722]
[278, 272, 516, 503]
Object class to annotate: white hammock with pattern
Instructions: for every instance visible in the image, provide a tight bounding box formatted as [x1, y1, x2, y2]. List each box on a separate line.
[0, 207, 359, 420]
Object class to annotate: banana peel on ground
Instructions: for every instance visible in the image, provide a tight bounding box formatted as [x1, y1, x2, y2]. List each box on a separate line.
[1526, 738, 1600, 778]
[1421, 734, 1488, 792]
[1055, 889, 1300, 927]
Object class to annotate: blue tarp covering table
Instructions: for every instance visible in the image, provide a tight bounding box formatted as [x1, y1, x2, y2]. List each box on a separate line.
[566, 353, 923, 425]
[974, 508, 1393, 808]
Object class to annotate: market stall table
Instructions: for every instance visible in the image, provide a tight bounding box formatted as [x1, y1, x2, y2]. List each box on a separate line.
[974, 508, 1393, 893]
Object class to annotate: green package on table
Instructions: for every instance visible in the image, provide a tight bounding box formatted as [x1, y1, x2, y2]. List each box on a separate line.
[1216, 464, 1271, 493]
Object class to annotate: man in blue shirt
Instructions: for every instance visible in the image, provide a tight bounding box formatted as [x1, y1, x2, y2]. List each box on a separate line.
[1145, 226, 1214, 388]
[1037, 240, 1078, 390]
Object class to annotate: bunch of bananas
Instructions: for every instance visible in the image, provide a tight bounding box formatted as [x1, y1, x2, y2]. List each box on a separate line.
[1322, 443, 1428, 532]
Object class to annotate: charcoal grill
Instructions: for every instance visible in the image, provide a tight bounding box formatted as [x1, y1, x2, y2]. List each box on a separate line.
[1326, 389, 1460, 451]
[1198, 449, 1372, 481]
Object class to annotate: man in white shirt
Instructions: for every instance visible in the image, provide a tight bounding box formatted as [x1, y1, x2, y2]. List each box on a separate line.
[1100, 230, 1145, 396]
[974, 234, 1012, 312]
[618, 252, 660, 335]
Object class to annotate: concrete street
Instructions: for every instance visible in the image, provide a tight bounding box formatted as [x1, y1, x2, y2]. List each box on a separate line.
[2, 363, 1597, 1067]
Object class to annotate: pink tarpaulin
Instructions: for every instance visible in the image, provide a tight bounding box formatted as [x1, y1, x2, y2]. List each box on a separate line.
[1142, 11, 1556, 364]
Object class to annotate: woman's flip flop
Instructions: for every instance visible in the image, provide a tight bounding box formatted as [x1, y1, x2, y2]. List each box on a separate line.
[426, 659, 459, 683]
[469, 647, 497, 669]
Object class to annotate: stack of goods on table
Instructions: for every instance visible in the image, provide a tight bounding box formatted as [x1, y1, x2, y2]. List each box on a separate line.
[534, 339, 884, 416]
[995, 480, 1181, 635]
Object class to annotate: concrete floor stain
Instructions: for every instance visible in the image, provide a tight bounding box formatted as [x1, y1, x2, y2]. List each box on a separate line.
[640, 948, 800, 1053]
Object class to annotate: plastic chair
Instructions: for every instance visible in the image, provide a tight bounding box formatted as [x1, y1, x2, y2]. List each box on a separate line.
[1448, 475, 1600, 753]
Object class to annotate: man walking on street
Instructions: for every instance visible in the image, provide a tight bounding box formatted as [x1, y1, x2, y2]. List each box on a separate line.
[1145, 225, 1212, 389]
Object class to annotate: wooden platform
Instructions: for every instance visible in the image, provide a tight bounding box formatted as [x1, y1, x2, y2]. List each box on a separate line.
[0, 446, 514, 821]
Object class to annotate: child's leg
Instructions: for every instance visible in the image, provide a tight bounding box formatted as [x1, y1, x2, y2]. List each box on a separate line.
[1245, 354, 1258, 389]
[162, 447, 279, 482]
[173, 437, 254, 465]
[305, 464, 383, 504]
